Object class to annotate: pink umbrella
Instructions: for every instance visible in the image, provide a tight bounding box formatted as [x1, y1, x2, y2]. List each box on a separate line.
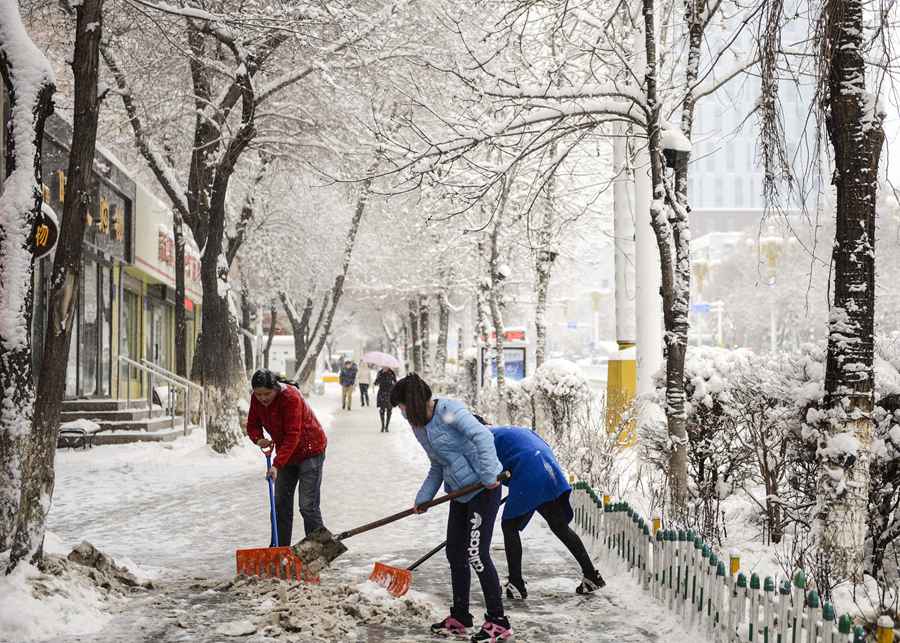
[361, 351, 402, 370]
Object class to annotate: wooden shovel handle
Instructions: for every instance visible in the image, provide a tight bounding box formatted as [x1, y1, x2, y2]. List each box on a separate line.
[336, 471, 510, 542]
[406, 496, 509, 572]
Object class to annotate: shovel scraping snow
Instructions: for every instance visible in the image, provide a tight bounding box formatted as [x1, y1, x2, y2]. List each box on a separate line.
[292, 471, 511, 573]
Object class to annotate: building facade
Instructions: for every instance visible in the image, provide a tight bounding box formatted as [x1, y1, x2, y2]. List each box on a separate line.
[0, 96, 203, 401]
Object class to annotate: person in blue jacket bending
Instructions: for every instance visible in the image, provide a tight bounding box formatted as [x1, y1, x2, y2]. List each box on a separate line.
[391, 374, 513, 643]
[490, 426, 606, 599]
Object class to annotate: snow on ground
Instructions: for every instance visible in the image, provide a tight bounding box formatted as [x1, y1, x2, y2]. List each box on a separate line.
[3, 385, 702, 642]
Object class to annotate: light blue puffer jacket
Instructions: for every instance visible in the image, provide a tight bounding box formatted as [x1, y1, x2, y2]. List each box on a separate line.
[412, 398, 504, 506]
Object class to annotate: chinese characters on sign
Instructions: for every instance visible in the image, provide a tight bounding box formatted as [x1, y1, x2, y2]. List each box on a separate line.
[157, 225, 201, 282]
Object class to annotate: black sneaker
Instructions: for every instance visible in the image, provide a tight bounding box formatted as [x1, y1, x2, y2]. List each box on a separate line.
[575, 569, 606, 594]
[504, 578, 527, 600]
[431, 614, 473, 637]
[471, 615, 512, 642]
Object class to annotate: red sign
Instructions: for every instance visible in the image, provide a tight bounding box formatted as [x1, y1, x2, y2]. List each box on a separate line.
[184, 298, 194, 312]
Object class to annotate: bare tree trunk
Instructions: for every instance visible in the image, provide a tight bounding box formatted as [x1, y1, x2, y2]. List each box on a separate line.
[9, 0, 98, 568]
[293, 179, 371, 385]
[419, 293, 431, 376]
[240, 283, 254, 375]
[173, 211, 187, 377]
[641, 0, 690, 516]
[402, 323, 410, 373]
[435, 290, 450, 379]
[408, 298, 421, 373]
[488, 181, 510, 419]
[0, 6, 55, 554]
[281, 293, 313, 373]
[263, 302, 277, 370]
[816, 0, 884, 583]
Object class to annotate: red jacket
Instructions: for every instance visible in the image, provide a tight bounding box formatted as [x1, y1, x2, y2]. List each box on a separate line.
[246, 385, 327, 469]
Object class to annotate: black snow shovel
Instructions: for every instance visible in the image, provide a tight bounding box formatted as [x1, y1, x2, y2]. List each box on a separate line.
[292, 471, 511, 574]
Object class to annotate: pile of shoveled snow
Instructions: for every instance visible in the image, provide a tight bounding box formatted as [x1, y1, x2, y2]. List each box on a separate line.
[0, 541, 153, 642]
[212, 575, 437, 640]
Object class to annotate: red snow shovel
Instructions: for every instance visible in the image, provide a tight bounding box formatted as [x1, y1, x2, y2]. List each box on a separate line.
[369, 496, 509, 596]
[235, 453, 317, 583]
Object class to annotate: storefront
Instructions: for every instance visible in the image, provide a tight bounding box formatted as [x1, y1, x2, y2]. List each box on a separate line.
[122, 182, 202, 393]
[21, 113, 202, 401]
[31, 114, 135, 399]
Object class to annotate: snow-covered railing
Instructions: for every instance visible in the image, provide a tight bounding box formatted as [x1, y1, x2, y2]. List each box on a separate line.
[571, 483, 894, 643]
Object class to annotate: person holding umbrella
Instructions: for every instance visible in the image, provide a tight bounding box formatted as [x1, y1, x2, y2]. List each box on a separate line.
[374, 367, 397, 432]
[363, 351, 402, 433]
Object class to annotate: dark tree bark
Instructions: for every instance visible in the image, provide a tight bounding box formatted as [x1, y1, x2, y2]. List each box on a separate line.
[408, 298, 421, 373]
[816, 0, 884, 582]
[240, 284, 254, 375]
[435, 290, 450, 379]
[0, 10, 55, 555]
[263, 302, 277, 370]
[8, 0, 99, 569]
[641, 0, 691, 517]
[173, 210, 187, 377]
[418, 293, 431, 376]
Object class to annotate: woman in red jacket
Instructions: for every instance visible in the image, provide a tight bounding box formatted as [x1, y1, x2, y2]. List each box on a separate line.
[246, 369, 328, 546]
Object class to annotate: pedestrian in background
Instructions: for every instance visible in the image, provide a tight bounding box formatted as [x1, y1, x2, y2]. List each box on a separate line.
[374, 367, 397, 432]
[339, 360, 358, 410]
[358, 362, 371, 407]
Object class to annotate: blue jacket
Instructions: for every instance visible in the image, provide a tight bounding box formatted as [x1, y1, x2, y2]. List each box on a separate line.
[412, 399, 503, 506]
[490, 426, 572, 529]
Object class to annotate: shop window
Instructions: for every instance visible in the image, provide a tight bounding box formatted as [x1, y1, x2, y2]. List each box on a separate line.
[81, 260, 98, 396]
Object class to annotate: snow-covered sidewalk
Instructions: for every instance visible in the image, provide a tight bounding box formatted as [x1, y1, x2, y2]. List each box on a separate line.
[3, 385, 700, 642]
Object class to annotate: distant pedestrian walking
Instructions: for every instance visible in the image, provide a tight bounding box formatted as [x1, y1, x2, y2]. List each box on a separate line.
[358, 363, 371, 407]
[339, 360, 358, 410]
[374, 367, 397, 432]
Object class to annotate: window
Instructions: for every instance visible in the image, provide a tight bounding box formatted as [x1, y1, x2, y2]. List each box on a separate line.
[734, 177, 745, 208]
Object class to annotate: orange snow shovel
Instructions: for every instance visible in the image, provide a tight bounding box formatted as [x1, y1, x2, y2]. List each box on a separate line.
[369, 496, 508, 597]
[235, 453, 318, 583]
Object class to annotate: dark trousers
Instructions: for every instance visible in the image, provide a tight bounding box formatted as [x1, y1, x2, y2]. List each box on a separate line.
[501, 491, 595, 583]
[273, 453, 325, 546]
[446, 485, 504, 620]
[379, 407, 392, 432]
[359, 383, 370, 406]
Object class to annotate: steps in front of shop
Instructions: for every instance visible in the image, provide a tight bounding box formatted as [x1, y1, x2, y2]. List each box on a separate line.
[61, 399, 197, 445]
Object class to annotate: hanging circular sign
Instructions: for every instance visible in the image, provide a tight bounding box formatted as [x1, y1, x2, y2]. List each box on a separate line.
[31, 202, 60, 259]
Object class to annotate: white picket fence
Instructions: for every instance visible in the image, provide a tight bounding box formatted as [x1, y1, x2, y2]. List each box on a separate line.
[570, 483, 895, 643]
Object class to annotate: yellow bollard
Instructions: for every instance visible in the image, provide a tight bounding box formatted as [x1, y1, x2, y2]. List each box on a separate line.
[603, 494, 611, 508]
[652, 517, 661, 536]
[877, 616, 895, 643]
[729, 553, 740, 577]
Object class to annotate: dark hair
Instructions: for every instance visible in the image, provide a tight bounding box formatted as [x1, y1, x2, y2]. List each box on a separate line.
[251, 369, 278, 390]
[390, 373, 432, 427]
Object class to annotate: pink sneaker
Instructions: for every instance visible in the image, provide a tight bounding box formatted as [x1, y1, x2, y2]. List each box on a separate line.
[431, 615, 472, 637]
[471, 616, 513, 642]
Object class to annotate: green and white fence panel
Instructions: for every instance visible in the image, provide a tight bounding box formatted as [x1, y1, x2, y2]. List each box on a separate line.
[570, 483, 893, 643]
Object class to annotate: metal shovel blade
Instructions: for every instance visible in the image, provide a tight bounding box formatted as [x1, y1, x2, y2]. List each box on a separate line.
[291, 527, 348, 574]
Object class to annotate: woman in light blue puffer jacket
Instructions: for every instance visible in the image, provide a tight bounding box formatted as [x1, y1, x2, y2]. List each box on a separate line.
[390, 374, 512, 643]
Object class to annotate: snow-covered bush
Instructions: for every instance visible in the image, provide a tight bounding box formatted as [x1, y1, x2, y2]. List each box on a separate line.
[530, 359, 593, 439]
[640, 348, 757, 542]
[473, 359, 627, 494]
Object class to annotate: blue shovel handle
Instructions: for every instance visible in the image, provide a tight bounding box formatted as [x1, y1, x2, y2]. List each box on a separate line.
[266, 453, 279, 547]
